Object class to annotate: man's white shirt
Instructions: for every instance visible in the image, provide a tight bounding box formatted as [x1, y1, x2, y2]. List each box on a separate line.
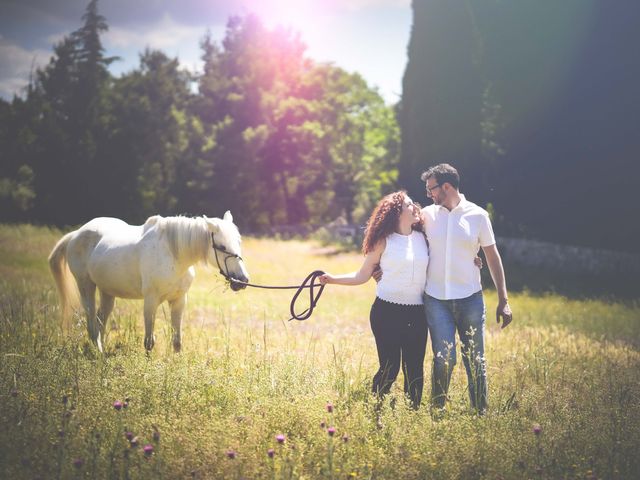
[422, 194, 496, 300]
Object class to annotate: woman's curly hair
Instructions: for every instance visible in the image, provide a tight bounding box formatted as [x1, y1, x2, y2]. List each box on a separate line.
[362, 190, 423, 254]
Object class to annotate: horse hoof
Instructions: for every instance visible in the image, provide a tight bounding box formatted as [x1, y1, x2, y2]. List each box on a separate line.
[144, 336, 155, 351]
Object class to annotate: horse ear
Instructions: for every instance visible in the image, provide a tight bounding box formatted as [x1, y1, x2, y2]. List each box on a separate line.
[223, 210, 233, 223]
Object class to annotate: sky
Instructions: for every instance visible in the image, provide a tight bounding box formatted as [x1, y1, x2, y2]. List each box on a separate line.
[0, 0, 412, 103]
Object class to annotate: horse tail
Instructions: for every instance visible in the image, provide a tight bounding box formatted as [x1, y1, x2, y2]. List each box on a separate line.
[48, 231, 79, 323]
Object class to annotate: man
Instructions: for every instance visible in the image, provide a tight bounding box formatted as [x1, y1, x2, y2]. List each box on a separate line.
[376, 163, 512, 412]
[422, 163, 512, 412]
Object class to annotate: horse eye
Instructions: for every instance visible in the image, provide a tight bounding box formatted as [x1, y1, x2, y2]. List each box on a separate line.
[219, 245, 227, 251]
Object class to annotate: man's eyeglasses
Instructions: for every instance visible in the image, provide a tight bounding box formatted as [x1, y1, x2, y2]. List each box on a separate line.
[425, 183, 441, 196]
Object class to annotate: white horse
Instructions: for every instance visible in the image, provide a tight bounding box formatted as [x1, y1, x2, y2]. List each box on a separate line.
[48, 211, 249, 352]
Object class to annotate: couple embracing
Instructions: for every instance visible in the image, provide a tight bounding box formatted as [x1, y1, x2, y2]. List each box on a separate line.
[319, 164, 512, 412]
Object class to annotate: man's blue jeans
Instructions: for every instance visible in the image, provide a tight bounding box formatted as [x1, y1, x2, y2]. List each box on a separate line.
[424, 291, 487, 412]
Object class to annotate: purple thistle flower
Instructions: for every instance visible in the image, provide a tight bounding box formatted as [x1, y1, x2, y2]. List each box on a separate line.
[226, 449, 236, 459]
[143, 444, 154, 457]
[267, 448, 275, 458]
[326, 403, 333, 413]
[125, 431, 134, 441]
[320, 421, 326, 429]
[533, 424, 542, 435]
[72, 458, 84, 469]
[113, 401, 123, 411]
[327, 427, 336, 437]
[276, 434, 286, 444]
[123, 401, 129, 409]
[342, 434, 349, 443]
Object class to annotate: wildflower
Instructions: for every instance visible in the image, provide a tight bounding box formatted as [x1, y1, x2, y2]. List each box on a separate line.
[320, 421, 326, 428]
[327, 427, 336, 437]
[533, 424, 542, 435]
[326, 403, 333, 413]
[113, 401, 123, 411]
[143, 444, 154, 457]
[276, 434, 286, 444]
[72, 458, 84, 469]
[342, 434, 349, 443]
[267, 448, 275, 458]
[226, 449, 236, 459]
[125, 431, 134, 441]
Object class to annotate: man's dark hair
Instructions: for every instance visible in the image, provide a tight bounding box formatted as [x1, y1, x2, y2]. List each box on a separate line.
[420, 163, 460, 190]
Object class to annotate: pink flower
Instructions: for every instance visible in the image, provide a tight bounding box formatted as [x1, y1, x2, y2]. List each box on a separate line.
[267, 448, 275, 458]
[143, 444, 154, 457]
[327, 427, 336, 437]
[125, 431, 134, 441]
[113, 401, 123, 411]
[226, 449, 236, 459]
[533, 424, 542, 435]
[276, 434, 286, 444]
[342, 434, 349, 442]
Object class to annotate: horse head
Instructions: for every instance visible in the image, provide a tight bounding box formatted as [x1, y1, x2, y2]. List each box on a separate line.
[206, 211, 249, 291]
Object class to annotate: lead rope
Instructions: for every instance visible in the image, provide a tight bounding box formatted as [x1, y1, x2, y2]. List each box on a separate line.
[234, 270, 326, 321]
[211, 235, 325, 321]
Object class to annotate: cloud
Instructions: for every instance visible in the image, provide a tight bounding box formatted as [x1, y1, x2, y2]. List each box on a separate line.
[0, 36, 51, 99]
[104, 13, 210, 51]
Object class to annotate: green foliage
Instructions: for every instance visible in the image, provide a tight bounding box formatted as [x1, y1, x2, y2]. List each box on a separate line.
[0, 224, 639, 479]
[1, 3, 399, 229]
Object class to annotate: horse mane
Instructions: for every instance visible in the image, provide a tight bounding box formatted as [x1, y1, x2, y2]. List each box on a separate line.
[147, 216, 211, 265]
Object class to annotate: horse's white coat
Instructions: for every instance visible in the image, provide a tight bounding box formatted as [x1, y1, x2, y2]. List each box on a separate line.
[48, 211, 248, 352]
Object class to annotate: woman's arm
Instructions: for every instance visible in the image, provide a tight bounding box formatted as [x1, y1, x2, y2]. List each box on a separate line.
[319, 240, 385, 286]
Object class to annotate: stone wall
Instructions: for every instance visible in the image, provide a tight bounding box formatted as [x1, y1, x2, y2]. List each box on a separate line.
[496, 237, 640, 276]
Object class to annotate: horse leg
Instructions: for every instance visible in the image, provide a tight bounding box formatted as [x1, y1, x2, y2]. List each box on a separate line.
[97, 290, 115, 340]
[77, 278, 101, 351]
[169, 294, 186, 353]
[143, 296, 160, 351]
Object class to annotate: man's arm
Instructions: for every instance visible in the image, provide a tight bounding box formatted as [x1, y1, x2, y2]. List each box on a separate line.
[481, 243, 512, 329]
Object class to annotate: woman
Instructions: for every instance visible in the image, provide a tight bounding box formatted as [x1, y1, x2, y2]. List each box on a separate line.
[319, 191, 429, 408]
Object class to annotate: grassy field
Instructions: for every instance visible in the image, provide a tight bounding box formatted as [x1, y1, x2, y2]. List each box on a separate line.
[1, 223, 639, 479]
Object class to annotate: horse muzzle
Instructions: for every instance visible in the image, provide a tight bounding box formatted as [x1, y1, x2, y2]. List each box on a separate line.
[230, 279, 248, 291]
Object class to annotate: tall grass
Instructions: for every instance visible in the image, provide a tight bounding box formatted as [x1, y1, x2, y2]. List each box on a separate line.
[0, 224, 639, 479]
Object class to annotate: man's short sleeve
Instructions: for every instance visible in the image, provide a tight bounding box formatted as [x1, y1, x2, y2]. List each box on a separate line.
[479, 212, 496, 247]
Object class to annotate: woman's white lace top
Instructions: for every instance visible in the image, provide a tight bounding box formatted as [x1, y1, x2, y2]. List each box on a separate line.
[376, 231, 430, 305]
